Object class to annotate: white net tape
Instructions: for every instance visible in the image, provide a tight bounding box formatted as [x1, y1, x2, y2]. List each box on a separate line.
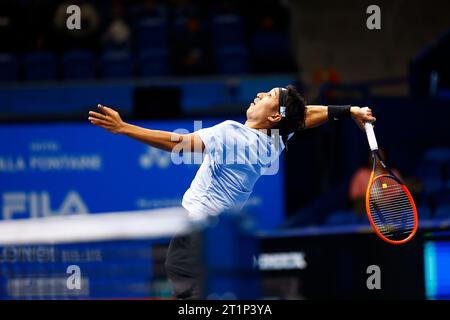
[0, 207, 195, 245]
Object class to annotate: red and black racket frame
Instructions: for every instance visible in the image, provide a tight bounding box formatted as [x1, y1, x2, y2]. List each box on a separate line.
[365, 150, 419, 245]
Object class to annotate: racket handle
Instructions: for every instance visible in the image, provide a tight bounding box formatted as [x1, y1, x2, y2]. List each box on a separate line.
[364, 122, 378, 151]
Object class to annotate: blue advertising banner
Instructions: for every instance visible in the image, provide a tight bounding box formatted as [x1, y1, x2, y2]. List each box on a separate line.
[0, 240, 157, 299]
[0, 119, 285, 230]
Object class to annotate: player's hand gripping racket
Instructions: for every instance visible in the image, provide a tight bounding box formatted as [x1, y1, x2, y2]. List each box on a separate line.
[364, 121, 418, 244]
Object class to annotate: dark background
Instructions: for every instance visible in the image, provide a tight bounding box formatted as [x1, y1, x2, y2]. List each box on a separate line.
[0, 0, 449, 300]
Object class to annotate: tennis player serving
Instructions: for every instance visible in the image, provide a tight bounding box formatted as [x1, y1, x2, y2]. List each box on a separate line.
[88, 85, 376, 299]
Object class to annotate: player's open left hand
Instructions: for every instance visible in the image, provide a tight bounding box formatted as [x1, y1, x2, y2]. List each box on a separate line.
[351, 106, 376, 131]
[88, 104, 126, 134]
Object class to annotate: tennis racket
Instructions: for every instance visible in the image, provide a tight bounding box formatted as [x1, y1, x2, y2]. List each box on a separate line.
[364, 122, 418, 244]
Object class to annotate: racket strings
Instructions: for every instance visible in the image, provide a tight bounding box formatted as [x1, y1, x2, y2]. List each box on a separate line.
[368, 176, 416, 240]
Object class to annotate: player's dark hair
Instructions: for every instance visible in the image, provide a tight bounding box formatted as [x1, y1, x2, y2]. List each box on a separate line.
[275, 85, 307, 148]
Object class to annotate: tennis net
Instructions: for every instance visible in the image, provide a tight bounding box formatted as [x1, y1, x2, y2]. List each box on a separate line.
[0, 208, 260, 300]
[0, 207, 194, 299]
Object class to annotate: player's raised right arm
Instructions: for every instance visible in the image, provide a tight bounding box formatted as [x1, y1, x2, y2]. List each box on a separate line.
[303, 105, 376, 130]
[88, 104, 205, 153]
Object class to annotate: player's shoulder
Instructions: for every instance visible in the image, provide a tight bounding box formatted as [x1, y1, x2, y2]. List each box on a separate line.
[209, 121, 250, 141]
[222, 120, 244, 126]
[215, 120, 246, 131]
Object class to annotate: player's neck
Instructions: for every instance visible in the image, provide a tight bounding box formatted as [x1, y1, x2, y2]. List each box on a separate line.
[245, 120, 272, 136]
[245, 119, 269, 129]
[244, 119, 256, 128]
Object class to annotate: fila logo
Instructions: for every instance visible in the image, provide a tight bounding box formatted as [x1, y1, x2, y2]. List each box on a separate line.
[2, 191, 88, 220]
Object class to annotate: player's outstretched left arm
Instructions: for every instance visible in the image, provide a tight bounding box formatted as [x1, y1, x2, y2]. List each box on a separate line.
[303, 105, 376, 130]
[88, 104, 205, 153]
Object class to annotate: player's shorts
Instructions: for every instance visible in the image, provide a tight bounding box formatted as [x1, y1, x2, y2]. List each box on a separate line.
[165, 231, 203, 299]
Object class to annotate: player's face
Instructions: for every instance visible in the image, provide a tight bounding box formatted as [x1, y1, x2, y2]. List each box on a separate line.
[246, 88, 280, 123]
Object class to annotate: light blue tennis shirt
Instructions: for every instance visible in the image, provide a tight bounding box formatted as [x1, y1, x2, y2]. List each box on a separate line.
[182, 120, 288, 219]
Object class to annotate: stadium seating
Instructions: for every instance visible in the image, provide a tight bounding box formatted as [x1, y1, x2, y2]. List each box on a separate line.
[435, 205, 450, 219]
[138, 49, 169, 77]
[417, 205, 432, 220]
[100, 50, 134, 79]
[250, 31, 292, 72]
[416, 158, 445, 196]
[424, 147, 450, 163]
[0, 53, 18, 82]
[324, 210, 361, 225]
[216, 46, 249, 74]
[434, 190, 450, 206]
[62, 50, 96, 80]
[23, 51, 57, 81]
[136, 17, 168, 52]
[212, 14, 244, 48]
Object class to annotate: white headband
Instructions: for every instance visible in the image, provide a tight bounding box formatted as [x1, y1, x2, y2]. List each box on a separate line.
[279, 88, 287, 118]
